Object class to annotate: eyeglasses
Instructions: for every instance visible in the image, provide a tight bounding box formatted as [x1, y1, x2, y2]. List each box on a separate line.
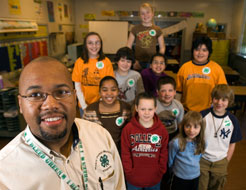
[19, 89, 73, 102]
[87, 41, 101, 46]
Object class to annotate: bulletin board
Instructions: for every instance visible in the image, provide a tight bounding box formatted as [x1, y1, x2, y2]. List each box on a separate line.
[89, 21, 128, 54]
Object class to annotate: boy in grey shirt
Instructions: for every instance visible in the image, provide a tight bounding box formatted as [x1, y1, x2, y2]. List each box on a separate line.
[114, 47, 144, 105]
[156, 76, 184, 140]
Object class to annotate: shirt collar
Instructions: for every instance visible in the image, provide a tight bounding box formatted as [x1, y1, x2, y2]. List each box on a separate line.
[23, 126, 52, 156]
[192, 60, 209, 66]
[23, 123, 80, 157]
[210, 107, 228, 118]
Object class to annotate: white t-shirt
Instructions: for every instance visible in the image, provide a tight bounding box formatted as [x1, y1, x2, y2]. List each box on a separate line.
[201, 108, 242, 162]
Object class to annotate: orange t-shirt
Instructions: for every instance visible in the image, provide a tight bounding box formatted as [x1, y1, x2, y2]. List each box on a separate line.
[176, 60, 227, 112]
[72, 57, 114, 107]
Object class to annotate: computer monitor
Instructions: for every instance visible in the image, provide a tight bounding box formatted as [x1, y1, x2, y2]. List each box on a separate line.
[67, 43, 83, 62]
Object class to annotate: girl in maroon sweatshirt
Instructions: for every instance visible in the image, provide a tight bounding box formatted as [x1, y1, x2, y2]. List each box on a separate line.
[121, 92, 169, 189]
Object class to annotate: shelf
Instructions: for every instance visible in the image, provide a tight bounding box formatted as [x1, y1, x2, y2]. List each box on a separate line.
[0, 28, 38, 33]
[0, 18, 38, 33]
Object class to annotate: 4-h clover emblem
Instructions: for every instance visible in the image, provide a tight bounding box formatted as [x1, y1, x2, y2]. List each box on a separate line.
[202, 67, 211, 74]
[100, 154, 109, 168]
[172, 108, 179, 116]
[116, 117, 124, 126]
[150, 134, 160, 144]
[127, 78, 135, 87]
[149, 29, 156, 36]
[224, 120, 231, 127]
[96, 61, 104, 69]
[95, 151, 114, 176]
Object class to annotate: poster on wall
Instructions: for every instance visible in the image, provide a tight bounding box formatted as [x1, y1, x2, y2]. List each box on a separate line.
[69, 5, 72, 22]
[31, 41, 41, 59]
[192, 12, 204, 18]
[47, 1, 55, 22]
[8, 0, 21, 15]
[64, 4, 68, 18]
[1, 39, 48, 70]
[101, 10, 115, 16]
[115, 11, 129, 17]
[8, 44, 22, 71]
[20, 43, 31, 66]
[58, 2, 63, 21]
[19, 40, 48, 66]
[39, 40, 48, 56]
[179, 12, 192, 18]
[0, 45, 22, 72]
[34, 0, 44, 18]
[84, 13, 96, 21]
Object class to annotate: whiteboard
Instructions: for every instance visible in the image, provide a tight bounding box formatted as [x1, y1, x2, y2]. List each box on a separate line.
[89, 21, 128, 54]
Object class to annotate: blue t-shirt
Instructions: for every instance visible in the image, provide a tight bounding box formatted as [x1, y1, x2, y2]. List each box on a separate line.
[168, 138, 202, 180]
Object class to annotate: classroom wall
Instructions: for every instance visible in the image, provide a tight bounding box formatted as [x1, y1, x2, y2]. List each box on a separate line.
[231, 0, 246, 53]
[74, 0, 235, 54]
[0, 0, 75, 57]
[0, 0, 244, 57]
[0, 0, 49, 22]
[0, 0, 74, 26]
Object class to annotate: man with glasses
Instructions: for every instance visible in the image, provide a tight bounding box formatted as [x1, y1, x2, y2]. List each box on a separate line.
[0, 56, 125, 190]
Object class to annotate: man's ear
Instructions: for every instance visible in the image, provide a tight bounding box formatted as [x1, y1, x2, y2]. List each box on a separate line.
[18, 95, 23, 114]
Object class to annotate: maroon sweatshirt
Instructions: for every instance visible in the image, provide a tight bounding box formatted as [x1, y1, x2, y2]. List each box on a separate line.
[121, 113, 169, 187]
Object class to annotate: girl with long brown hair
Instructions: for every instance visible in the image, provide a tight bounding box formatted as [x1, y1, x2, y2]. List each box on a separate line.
[168, 111, 206, 190]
